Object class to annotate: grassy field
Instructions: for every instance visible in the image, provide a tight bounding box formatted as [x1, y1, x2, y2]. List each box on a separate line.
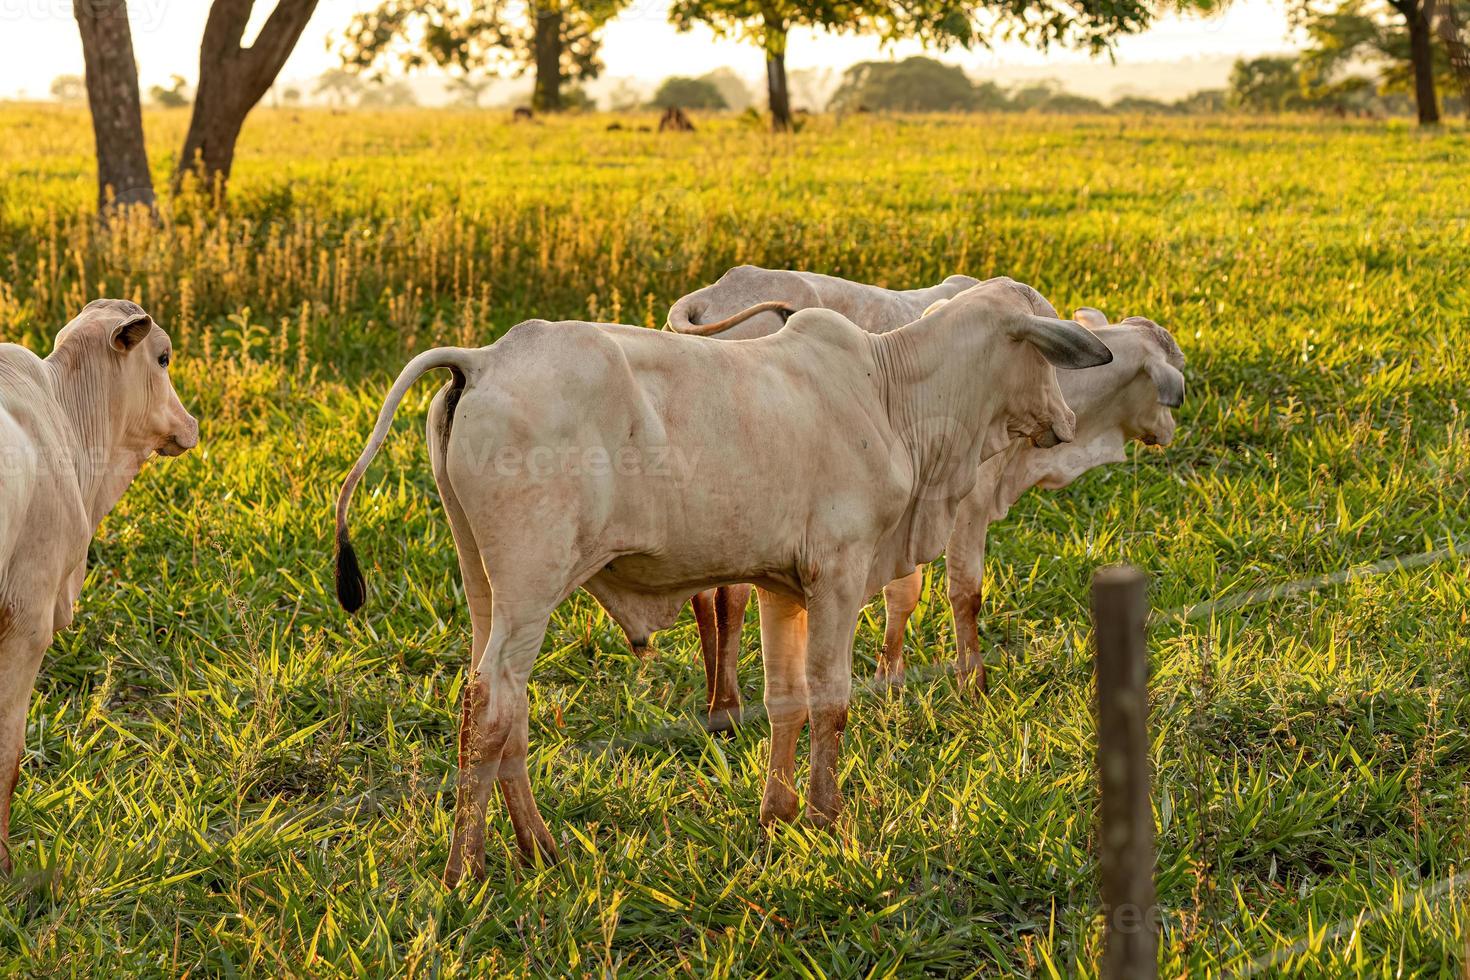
[0, 105, 1467, 976]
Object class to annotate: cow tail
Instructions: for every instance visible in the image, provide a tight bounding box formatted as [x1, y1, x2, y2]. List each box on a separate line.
[335, 347, 478, 613]
[665, 301, 795, 337]
[665, 288, 707, 332]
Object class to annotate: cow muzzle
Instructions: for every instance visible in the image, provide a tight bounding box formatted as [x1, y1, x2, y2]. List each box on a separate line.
[1031, 411, 1075, 449]
[159, 415, 200, 457]
[1031, 428, 1066, 449]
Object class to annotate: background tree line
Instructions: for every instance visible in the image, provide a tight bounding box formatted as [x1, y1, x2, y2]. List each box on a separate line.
[62, 0, 1207, 216]
[54, 0, 1470, 220]
[1278, 0, 1470, 122]
[648, 58, 1226, 114]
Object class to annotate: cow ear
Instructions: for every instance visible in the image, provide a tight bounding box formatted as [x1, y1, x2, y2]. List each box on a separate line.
[1146, 358, 1185, 407]
[110, 314, 153, 353]
[1012, 314, 1113, 370]
[1073, 307, 1109, 329]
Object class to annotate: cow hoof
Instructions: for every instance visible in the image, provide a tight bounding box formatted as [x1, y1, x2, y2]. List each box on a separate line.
[874, 665, 905, 693]
[759, 783, 800, 827]
[705, 705, 743, 735]
[443, 855, 483, 887]
[806, 799, 843, 830]
[518, 838, 561, 867]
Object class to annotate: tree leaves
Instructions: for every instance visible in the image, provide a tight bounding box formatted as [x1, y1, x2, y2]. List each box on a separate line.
[335, 0, 626, 89]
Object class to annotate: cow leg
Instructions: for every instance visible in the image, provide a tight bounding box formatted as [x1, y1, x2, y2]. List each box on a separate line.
[803, 586, 864, 830]
[495, 681, 557, 865]
[945, 521, 990, 694]
[444, 598, 555, 885]
[431, 448, 497, 782]
[0, 604, 47, 875]
[707, 584, 751, 734]
[428, 396, 493, 670]
[877, 566, 923, 689]
[754, 588, 807, 827]
[690, 590, 719, 718]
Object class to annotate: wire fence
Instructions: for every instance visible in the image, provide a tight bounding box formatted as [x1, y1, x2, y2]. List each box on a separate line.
[1234, 868, 1470, 977]
[1160, 538, 1469, 624]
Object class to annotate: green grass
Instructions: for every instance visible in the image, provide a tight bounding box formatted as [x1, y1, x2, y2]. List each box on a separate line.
[0, 106, 1467, 976]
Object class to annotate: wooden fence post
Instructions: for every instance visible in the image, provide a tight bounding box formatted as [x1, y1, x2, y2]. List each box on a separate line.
[1093, 565, 1158, 980]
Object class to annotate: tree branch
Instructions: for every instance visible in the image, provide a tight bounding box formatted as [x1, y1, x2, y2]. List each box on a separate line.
[199, 0, 254, 63]
[246, 0, 322, 89]
[175, 0, 321, 192]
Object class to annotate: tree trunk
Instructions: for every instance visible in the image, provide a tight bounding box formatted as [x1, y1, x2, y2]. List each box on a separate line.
[765, 29, 791, 132]
[532, 7, 563, 112]
[1407, 0, 1442, 124]
[175, 0, 320, 197]
[73, 0, 155, 214]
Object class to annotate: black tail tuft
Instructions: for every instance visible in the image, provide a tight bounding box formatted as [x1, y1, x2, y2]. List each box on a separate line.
[336, 529, 367, 613]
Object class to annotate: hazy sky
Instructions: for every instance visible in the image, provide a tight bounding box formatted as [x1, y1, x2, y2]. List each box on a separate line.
[0, 0, 1295, 97]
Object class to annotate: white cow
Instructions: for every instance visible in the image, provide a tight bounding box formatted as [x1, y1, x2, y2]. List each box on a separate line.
[334, 278, 1113, 883]
[0, 300, 198, 872]
[877, 307, 1186, 691]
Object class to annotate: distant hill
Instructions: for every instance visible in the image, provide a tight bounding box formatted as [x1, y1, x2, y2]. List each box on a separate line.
[970, 55, 1253, 104]
[266, 53, 1275, 112]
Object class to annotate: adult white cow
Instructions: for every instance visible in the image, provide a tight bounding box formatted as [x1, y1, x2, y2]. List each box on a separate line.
[334, 278, 1113, 883]
[876, 307, 1186, 691]
[0, 300, 198, 873]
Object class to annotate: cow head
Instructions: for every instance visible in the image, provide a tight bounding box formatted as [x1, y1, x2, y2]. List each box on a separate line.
[923, 280, 1112, 458]
[981, 281, 1111, 452]
[1004, 312, 1115, 448]
[1121, 315, 1185, 446]
[52, 299, 199, 462]
[1065, 309, 1186, 449]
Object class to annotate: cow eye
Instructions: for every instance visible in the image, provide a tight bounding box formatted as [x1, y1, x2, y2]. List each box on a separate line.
[158, 351, 171, 368]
